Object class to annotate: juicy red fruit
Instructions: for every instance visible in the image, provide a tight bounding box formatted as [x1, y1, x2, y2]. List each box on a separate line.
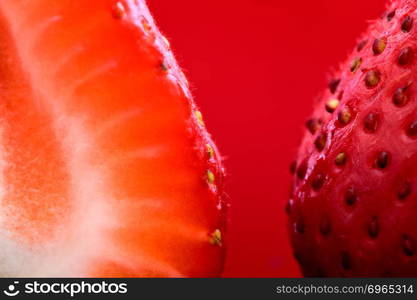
[0, 0, 226, 277]
[288, 0, 417, 277]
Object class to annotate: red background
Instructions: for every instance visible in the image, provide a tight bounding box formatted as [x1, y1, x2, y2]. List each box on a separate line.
[148, 0, 386, 277]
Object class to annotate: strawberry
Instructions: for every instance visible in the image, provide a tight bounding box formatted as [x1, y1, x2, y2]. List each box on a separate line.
[0, 0, 226, 277]
[288, 0, 417, 277]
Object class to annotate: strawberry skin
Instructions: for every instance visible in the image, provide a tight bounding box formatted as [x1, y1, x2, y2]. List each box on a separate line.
[0, 0, 226, 277]
[288, 0, 417, 277]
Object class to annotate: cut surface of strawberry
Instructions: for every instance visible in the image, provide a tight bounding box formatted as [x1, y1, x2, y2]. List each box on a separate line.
[0, 0, 225, 277]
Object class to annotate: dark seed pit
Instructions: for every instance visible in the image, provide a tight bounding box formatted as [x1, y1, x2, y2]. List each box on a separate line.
[314, 133, 327, 152]
[306, 118, 322, 135]
[297, 162, 308, 180]
[406, 120, 417, 137]
[387, 10, 396, 21]
[345, 187, 357, 206]
[341, 252, 351, 270]
[402, 16, 413, 33]
[311, 173, 326, 190]
[364, 112, 379, 133]
[398, 47, 414, 66]
[397, 182, 411, 200]
[329, 79, 341, 94]
[319, 215, 332, 236]
[368, 216, 380, 239]
[295, 217, 305, 234]
[357, 39, 368, 52]
[403, 235, 416, 256]
[285, 198, 294, 215]
[375, 151, 390, 169]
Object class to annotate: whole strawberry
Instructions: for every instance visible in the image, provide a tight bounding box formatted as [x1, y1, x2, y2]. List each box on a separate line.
[288, 0, 417, 277]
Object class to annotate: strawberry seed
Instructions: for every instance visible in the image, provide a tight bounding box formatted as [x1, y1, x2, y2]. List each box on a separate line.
[372, 38, 387, 55]
[350, 57, 362, 73]
[335, 152, 347, 166]
[338, 108, 352, 125]
[365, 70, 381, 88]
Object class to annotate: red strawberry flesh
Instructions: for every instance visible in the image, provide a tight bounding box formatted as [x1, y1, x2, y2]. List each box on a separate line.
[0, 0, 226, 277]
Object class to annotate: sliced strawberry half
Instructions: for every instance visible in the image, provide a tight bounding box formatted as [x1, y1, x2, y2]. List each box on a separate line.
[0, 0, 226, 277]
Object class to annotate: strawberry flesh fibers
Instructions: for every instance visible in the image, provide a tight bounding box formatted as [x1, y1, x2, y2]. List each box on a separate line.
[0, 0, 226, 277]
[288, 0, 417, 277]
